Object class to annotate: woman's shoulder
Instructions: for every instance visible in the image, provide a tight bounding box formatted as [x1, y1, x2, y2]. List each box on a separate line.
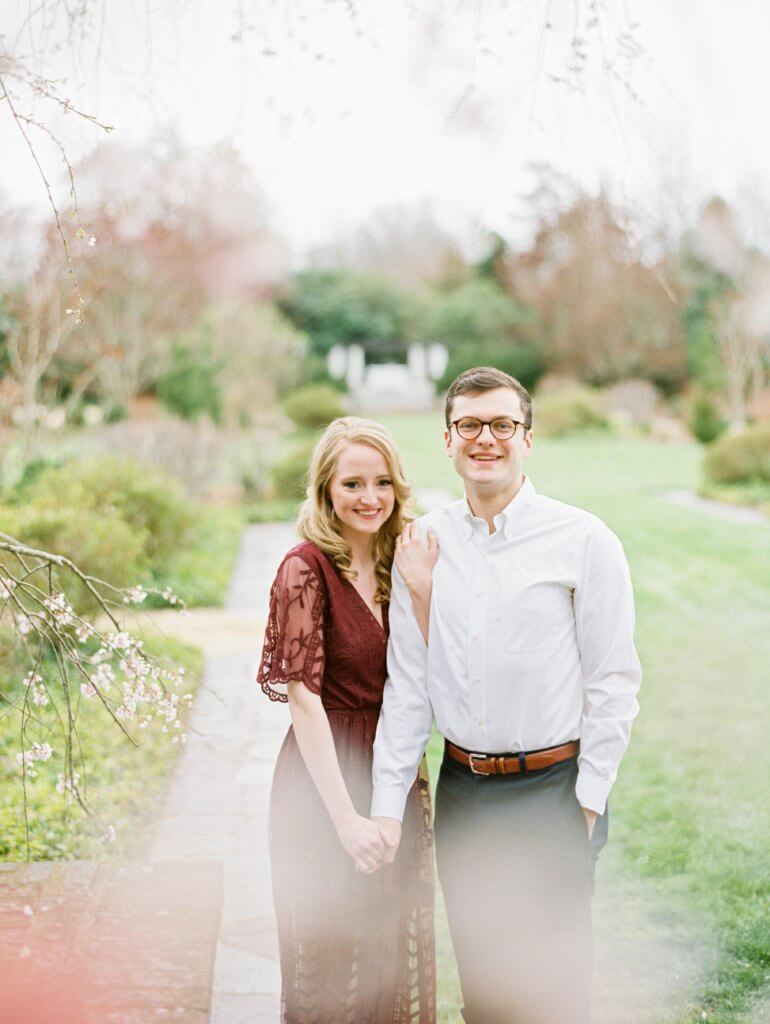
[277, 540, 337, 579]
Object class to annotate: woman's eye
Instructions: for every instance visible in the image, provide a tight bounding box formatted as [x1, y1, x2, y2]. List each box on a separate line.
[343, 482, 360, 489]
[378, 479, 393, 487]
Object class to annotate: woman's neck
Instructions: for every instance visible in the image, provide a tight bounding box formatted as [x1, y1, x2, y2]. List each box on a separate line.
[344, 531, 375, 571]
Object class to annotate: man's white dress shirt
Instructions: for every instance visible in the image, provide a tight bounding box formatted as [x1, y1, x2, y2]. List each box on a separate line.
[371, 476, 642, 820]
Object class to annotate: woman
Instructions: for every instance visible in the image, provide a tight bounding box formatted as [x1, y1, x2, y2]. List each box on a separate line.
[258, 416, 437, 1024]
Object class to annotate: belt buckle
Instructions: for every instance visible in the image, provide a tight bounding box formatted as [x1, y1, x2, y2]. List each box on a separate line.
[468, 752, 487, 775]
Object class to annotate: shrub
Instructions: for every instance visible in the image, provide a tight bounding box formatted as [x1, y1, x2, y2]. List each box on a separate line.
[0, 501, 148, 616]
[271, 440, 316, 500]
[156, 333, 224, 424]
[282, 385, 346, 431]
[437, 341, 546, 393]
[27, 457, 195, 571]
[703, 423, 770, 485]
[690, 393, 727, 444]
[534, 387, 610, 437]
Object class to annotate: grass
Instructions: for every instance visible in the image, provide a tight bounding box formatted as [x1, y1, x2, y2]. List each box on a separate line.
[143, 503, 246, 608]
[0, 633, 202, 861]
[379, 412, 770, 1024]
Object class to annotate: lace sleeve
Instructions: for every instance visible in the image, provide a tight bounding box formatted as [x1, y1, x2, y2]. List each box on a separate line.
[258, 554, 326, 702]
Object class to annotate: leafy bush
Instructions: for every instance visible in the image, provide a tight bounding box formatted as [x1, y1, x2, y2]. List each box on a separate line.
[534, 387, 610, 437]
[703, 423, 770, 485]
[271, 440, 316, 500]
[282, 385, 346, 431]
[27, 457, 195, 570]
[0, 457, 198, 614]
[690, 393, 727, 444]
[280, 269, 418, 358]
[423, 279, 532, 350]
[0, 502, 148, 615]
[437, 342, 546, 393]
[156, 332, 224, 424]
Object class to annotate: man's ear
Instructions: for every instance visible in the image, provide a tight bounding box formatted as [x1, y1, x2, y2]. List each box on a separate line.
[444, 429, 453, 457]
[523, 429, 534, 458]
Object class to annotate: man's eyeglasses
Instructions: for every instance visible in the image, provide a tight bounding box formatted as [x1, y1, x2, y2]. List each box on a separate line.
[449, 417, 528, 441]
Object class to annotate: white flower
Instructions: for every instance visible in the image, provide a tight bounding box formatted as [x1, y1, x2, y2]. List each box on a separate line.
[32, 684, 49, 707]
[102, 825, 116, 843]
[76, 622, 94, 644]
[16, 742, 53, 771]
[15, 614, 32, 636]
[0, 577, 17, 600]
[80, 682, 97, 698]
[56, 772, 80, 803]
[123, 585, 147, 605]
[88, 235, 96, 247]
[43, 593, 75, 627]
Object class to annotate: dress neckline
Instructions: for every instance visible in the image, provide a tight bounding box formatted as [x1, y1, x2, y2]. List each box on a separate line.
[306, 541, 388, 636]
[343, 574, 387, 635]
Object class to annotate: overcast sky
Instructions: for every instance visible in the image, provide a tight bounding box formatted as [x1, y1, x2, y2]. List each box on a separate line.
[2, 0, 770, 257]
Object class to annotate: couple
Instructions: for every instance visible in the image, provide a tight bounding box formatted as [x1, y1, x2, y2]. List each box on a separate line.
[258, 366, 642, 1024]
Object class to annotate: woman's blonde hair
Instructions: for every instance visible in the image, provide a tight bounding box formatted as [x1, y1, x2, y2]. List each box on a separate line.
[297, 417, 413, 604]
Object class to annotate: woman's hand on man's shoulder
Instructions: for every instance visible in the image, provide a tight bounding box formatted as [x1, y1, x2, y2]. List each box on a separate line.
[394, 522, 439, 596]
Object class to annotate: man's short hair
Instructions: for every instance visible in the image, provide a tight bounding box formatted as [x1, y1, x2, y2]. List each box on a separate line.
[444, 366, 533, 430]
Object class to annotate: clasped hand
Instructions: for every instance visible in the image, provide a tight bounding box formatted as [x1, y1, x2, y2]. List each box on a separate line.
[336, 813, 402, 874]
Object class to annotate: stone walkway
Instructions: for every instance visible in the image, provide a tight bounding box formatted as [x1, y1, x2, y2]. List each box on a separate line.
[662, 489, 768, 525]
[151, 522, 296, 1024]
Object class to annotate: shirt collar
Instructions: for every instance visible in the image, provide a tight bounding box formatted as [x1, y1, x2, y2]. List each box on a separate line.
[461, 476, 537, 540]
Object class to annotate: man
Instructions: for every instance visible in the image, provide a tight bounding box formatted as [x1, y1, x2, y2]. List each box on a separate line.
[371, 366, 641, 1024]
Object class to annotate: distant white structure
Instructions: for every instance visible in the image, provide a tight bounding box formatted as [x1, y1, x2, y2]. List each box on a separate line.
[327, 342, 448, 411]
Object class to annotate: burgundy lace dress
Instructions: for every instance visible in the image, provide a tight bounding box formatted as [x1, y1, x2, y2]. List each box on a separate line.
[258, 541, 436, 1024]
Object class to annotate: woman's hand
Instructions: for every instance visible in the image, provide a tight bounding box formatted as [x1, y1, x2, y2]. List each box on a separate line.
[394, 523, 438, 599]
[335, 811, 387, 872]
[395, 524, 438, 644]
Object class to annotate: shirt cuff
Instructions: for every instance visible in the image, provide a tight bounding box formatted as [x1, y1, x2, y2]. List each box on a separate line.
[575, 771, 611, 815]
[370, 783, 409, 822]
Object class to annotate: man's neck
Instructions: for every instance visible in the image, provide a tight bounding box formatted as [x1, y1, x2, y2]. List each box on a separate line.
[465, 475, 525, 534]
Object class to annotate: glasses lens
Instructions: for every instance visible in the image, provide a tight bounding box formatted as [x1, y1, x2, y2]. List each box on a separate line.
[457, 418, 482, 439]
[491, 419, 516, 439]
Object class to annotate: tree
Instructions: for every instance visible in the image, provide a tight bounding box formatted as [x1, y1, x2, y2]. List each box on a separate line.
[422, 278, 545, 391]
[508, 192, 688, 391]
[683, 198, 770, 427]
[280, 269, 419, 363]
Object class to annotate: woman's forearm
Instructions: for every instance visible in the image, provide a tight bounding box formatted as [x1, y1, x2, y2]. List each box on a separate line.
[288, 684, 356, 828]
[407, 584, 432, 645]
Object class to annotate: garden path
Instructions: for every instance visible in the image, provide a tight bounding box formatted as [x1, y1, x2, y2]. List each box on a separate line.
[662, 489, 768, 525]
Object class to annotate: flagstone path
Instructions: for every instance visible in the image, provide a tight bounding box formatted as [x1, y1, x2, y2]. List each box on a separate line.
[151, 521, 295, 1024]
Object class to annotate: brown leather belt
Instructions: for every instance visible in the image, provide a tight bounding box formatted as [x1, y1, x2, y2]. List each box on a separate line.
[446, 739, 579, 776]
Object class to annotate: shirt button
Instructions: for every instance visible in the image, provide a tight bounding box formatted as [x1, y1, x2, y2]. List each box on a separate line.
[471, 676, 480, 685]
[471, 632, 480, 641]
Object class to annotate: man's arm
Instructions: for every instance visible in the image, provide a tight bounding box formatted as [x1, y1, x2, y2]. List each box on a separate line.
[574, 522, 642, 817]
[371, 562, 434, 850]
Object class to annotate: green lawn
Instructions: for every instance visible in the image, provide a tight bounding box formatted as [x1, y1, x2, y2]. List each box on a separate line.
[380, 412, 770, 1024]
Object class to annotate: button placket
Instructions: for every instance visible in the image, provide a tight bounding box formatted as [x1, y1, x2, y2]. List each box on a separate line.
[468, 539, 489, 744]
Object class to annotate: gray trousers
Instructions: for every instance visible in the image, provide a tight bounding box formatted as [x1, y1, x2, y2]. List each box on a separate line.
[434, 748, 608, 1024]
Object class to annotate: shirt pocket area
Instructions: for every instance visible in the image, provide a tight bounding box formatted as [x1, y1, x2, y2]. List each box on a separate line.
[504, 580, 568, 654]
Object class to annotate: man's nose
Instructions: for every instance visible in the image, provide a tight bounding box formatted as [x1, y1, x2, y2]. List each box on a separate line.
[477, 424, 496, 443]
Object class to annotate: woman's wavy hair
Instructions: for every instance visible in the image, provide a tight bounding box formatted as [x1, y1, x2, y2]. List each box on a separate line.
[297, 417, 413, 604]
